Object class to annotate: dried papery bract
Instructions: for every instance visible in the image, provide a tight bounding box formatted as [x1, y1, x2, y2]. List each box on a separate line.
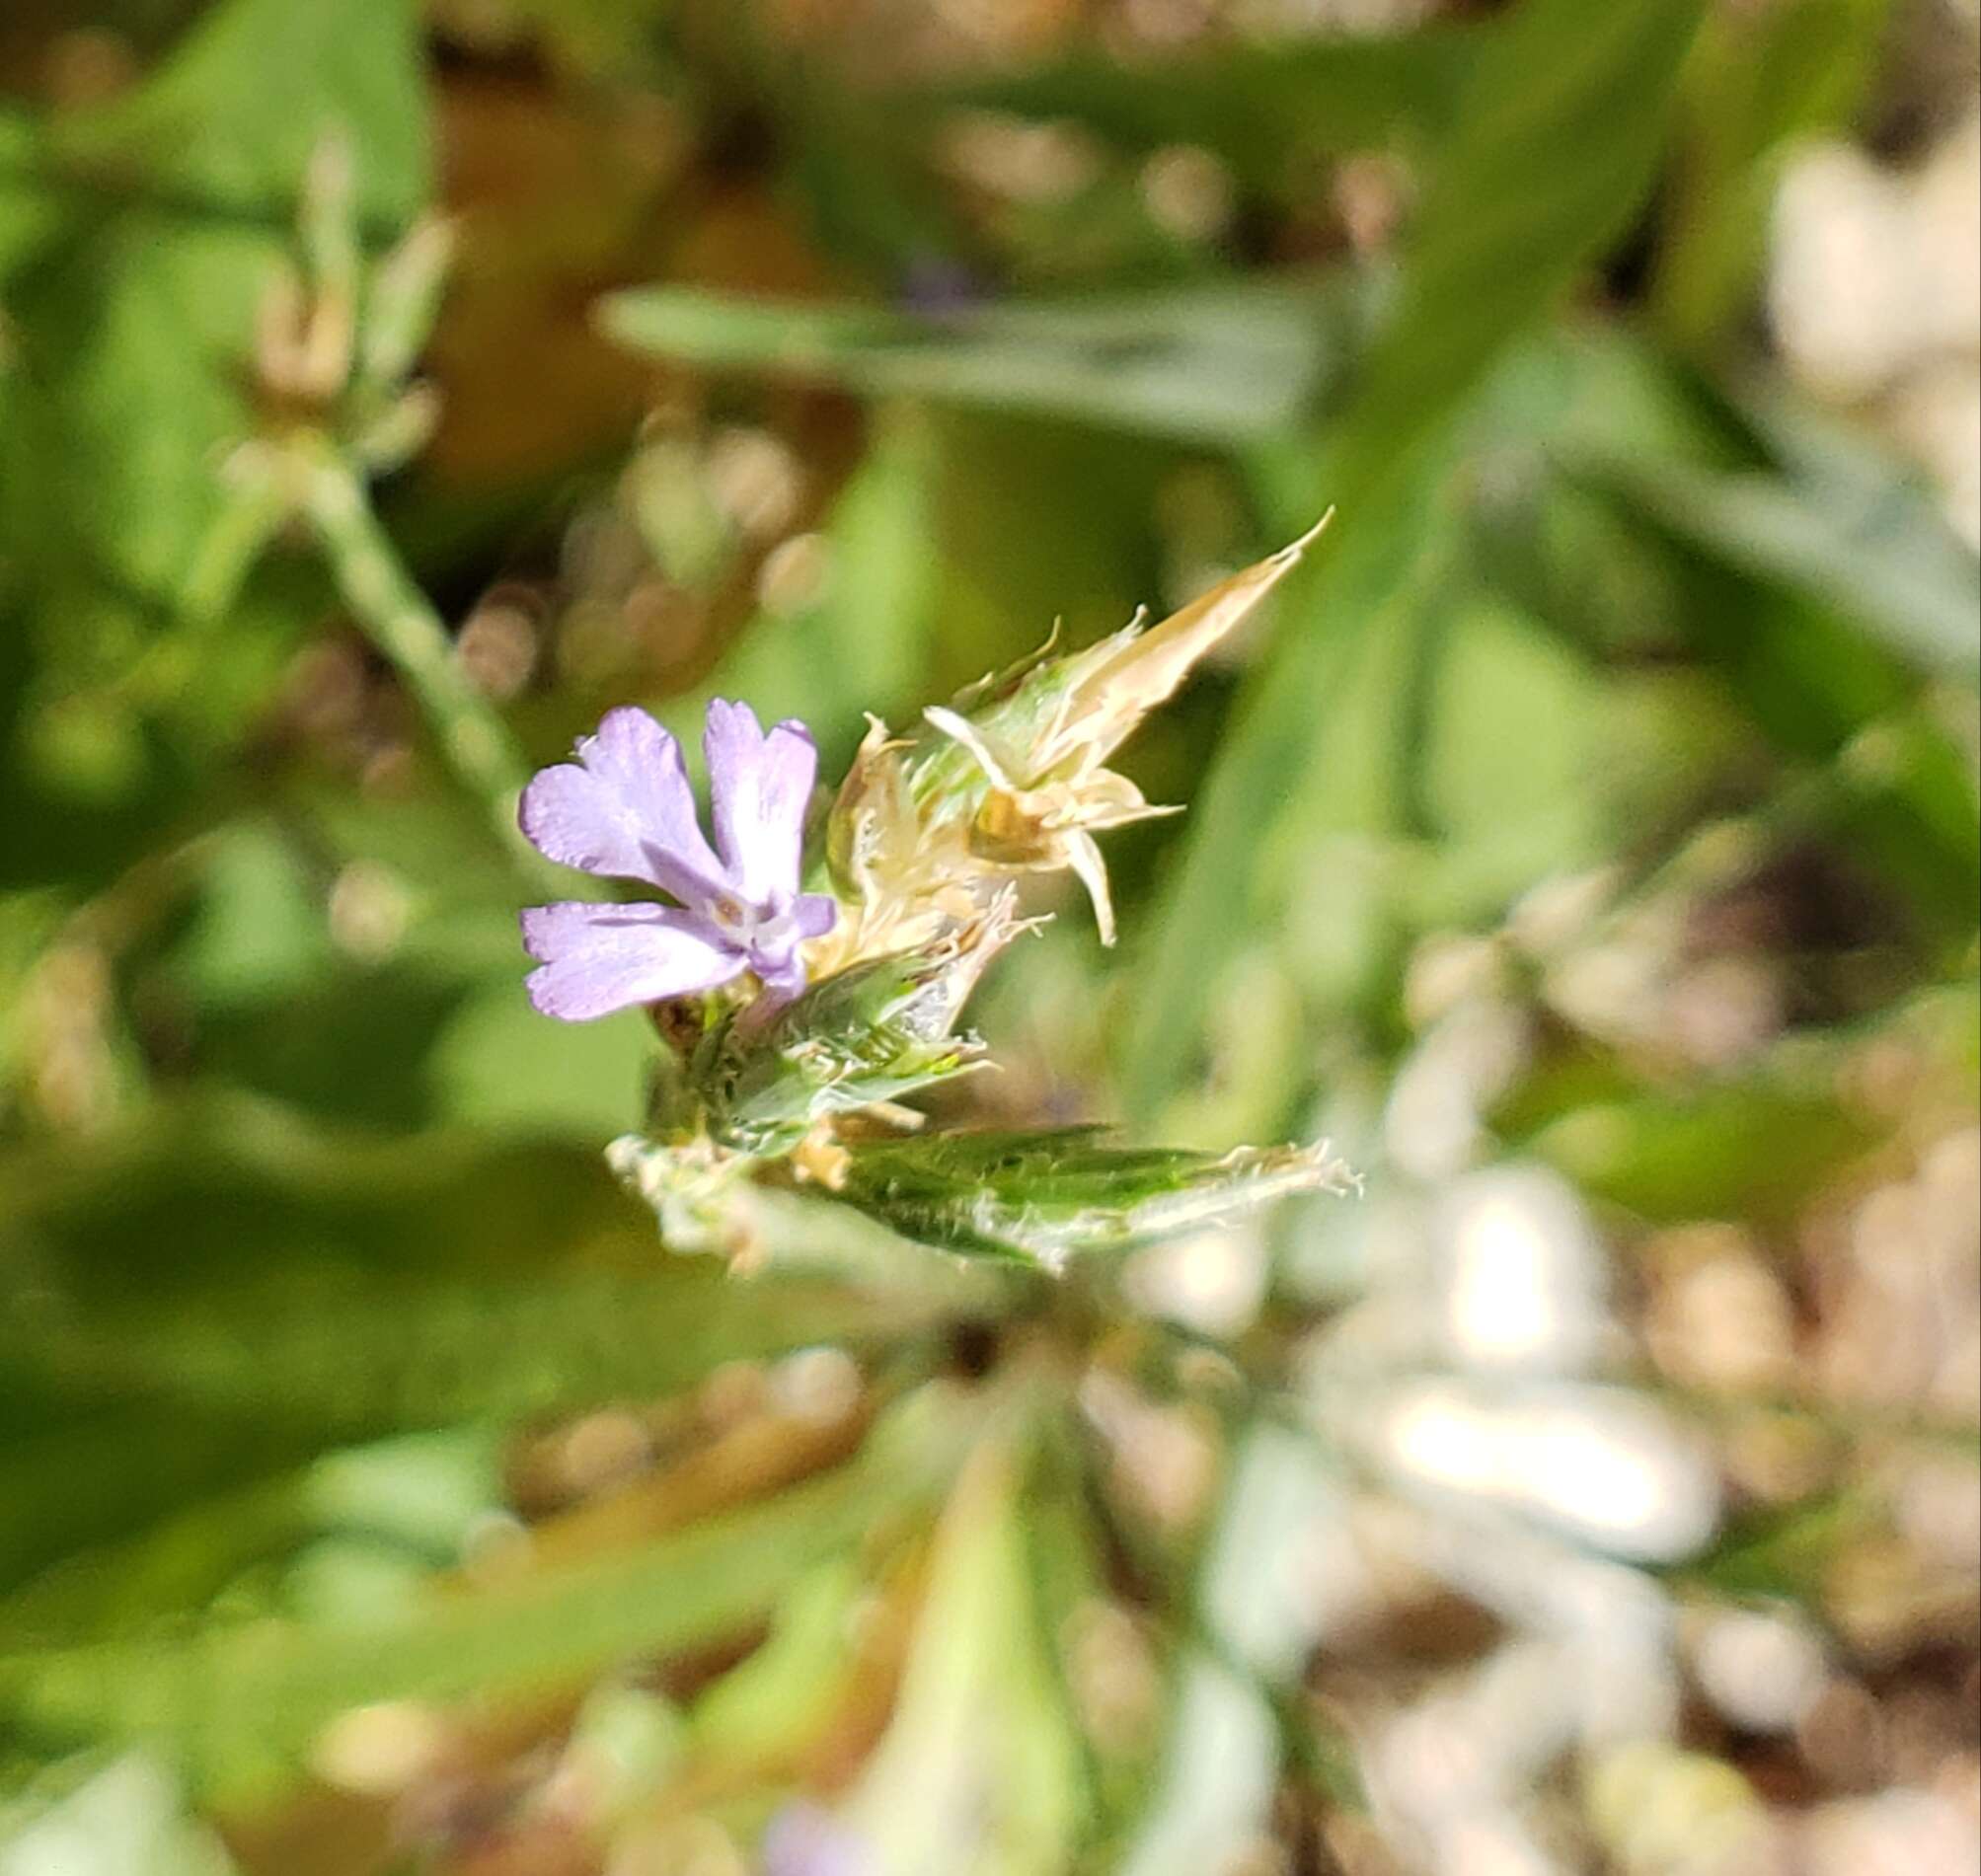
[814, 514, 1332, 966]
[246, 131, 453, 478]
[206, 130, 539, 871]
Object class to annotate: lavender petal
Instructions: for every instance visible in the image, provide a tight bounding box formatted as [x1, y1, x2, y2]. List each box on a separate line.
[752, 949, 810, 1006]
[519, 901, 740, 1021]
[760, 1803, 872, 1876]
[795, 893, 840, 939]
[704, 699, 817, 904]
[519, 707, 727, 904]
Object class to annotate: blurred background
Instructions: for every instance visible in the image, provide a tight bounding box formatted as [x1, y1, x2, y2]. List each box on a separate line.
[0, 1, 1977, 1871]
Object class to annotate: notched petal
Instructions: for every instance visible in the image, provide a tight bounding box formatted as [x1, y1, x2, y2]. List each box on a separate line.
[518, 763, 646, 881]
[520, 707, 730, 903]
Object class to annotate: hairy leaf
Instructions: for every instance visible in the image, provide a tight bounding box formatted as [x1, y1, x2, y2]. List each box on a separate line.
[833, 1129, 1354, 1270]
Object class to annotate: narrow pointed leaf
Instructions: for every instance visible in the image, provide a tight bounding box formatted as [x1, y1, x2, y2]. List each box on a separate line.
[833, 1129, 1354, 1271]
[917, 23, 1481, 192]
[1565, 413, 1981, 682]
[0, 1391, 974, 1803]
[833, 1443, 1088, 1875]
[1131, 0, 1711, 1119]
[599, 282, 1352, 444]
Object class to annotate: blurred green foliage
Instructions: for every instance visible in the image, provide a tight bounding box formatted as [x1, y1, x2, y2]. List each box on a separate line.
[0, 0, 1975, 1871]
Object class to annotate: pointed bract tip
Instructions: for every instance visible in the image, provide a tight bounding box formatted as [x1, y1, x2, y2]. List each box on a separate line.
[1277, 507, 1336, 564]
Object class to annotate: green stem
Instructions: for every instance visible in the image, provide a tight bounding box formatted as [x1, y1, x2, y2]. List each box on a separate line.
[180, 464, 292, 625]
[298, 446, 552, 883]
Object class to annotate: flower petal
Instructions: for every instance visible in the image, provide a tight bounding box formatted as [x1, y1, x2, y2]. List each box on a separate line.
[704, 699, 817, 903]
[761, 1804, 871, 1876]
[795, 892, 839, 938]
[519, 707, 726, 903]
[519, 901, 740, 1021]
[753, 952, 810, 1006]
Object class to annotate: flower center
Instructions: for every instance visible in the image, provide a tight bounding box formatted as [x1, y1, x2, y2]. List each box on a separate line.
[709, 890, 799, 963]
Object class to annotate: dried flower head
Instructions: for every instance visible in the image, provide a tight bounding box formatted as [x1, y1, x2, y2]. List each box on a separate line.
[815, 516, 1331, 965]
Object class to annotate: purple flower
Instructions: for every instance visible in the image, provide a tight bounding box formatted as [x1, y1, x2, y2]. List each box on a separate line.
[760, 1803, 873, 1876]
[517, 701, 837, 1021]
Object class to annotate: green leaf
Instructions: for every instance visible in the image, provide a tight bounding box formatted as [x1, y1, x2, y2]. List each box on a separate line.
[710, 950, 993, 1157]
[1120, 1424, 1358, 1872]
[922, 23, 1482, 195]
[0, 1431, 503, 1652]
[832, 1129, 1353, 1270]
[1474, 333, 1979, 930]
[8, 1201, 925, 1446]
[1123, 438, 1466, 1120]
[599, 280, 1355, 445]
[1539, 356, 1981, 925]
[1565, 418, 1981, 682]
[688, 1560, 866, 1763]
[0, 110, 62, 281]
[429, 981, 654, 1141]
[1336, 0, 1710, 481]
[0, 1100, 952, 1585]
[833, 1441, 1089, 1875]
[53, 0, 429, 230]
[1129, 0, 1711, 1121]
[1, 0, 430, 620]
[0, 1405, 323, 1611]
[1651, 0, 1890, 354]
[1117, 1655, 1279, 1876]
[5, 221, 273, 611]
[1518, 1072, 1872, 1225]
[1407, 596, 1613, 919]
[0, 1390, 974, 1803]
[1682, 1489, 1875, 1602]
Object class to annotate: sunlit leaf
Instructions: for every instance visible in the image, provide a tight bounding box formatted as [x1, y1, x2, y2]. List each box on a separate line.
[688, 1560, 866, 1764]
[0, 1755, 237, 1876]
[1518, 1070, 1871, 1225]
[53, 0, 428, 228]
[0, 1431, 503, 1653]
[828, 1441, 1089, 1875]
[600, 280, 1354, 444]
[1120, 1424, 1357, 1871]
[921, 23, 1481, 193]
[0, 1100, 954, 1584]
[0, 1390, 974, 1803]
[1652, 0, 1889, 353]
[2, 0, 429, 619]
[1130, 0, 1712, 1120]
[833, 1129, 1354, 1270]
[1116, 1656, 1279, 1876]
[1566, 421, 1981, 682]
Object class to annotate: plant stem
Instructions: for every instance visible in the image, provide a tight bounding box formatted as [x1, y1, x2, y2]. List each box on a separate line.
[299, 445, 554, 884]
